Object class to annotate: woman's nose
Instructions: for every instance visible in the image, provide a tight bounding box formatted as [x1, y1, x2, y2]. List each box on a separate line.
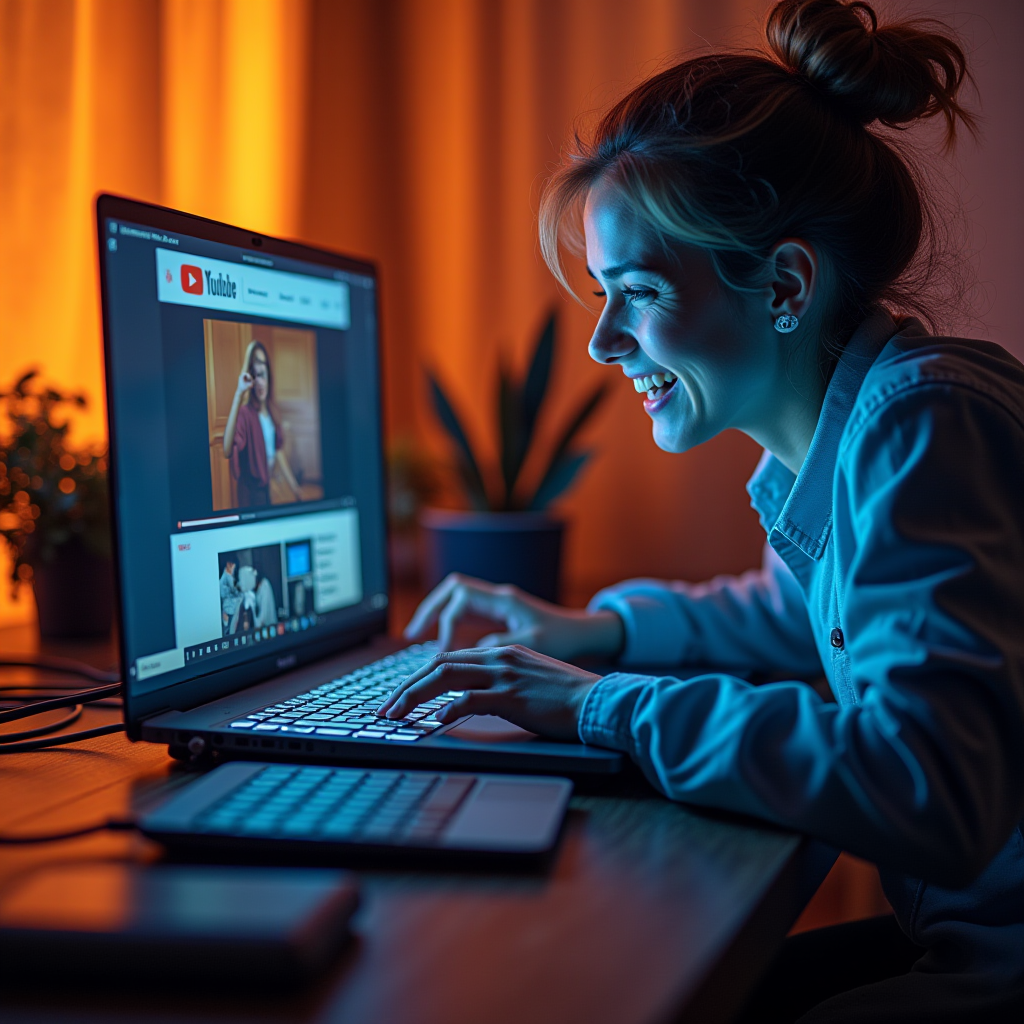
[588, 308, 636, 365]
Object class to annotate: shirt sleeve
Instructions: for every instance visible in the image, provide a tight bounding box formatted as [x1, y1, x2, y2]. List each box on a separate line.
[580, 383, 1024, 886]
[233, 404, 250, 453]
[587, 543, 822, 675]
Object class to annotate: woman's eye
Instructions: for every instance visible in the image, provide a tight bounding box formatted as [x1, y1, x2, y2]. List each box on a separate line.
[622, 286, 655, 305]
[592, 289, 606, 298]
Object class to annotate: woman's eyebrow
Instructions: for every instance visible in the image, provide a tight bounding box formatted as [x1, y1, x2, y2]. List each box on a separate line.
[587, 261, 652, 279]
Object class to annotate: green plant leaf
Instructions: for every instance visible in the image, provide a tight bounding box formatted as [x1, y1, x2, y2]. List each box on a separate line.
[520, 311, 555, 448]
[528, 450, 592, 510]
[524, 380, 607, 510]
[546, 380, 606, 476]
[497, 359, 523, 510]
[428, 373, 490, 511]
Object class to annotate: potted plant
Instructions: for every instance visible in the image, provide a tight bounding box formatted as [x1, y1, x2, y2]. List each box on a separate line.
[0, 370, 113, 638]
[422, 312, 606, 601]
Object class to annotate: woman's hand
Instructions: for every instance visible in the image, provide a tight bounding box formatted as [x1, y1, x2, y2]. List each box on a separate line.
[223, 370, 253, 457]
[377, 645, 600, 740]
[404, 573, 624, 662]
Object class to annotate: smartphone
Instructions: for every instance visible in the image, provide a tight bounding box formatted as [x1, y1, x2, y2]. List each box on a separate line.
[0, 862, 359, 988]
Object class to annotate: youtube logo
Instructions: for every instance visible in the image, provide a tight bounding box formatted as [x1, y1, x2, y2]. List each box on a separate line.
[180, 264, 203, 295]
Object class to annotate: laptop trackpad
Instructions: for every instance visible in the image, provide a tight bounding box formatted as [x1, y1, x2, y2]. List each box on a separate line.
[443, 715, 538, 743]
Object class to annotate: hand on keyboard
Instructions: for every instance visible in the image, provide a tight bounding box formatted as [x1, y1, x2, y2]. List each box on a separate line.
[228, 645, 465, 743]
[403, 573, 624, 660]
[376, 644, 601, 742]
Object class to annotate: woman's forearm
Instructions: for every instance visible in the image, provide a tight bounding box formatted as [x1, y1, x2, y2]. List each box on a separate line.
[568, 609, 625, 661]
[223, 392, 243, 456]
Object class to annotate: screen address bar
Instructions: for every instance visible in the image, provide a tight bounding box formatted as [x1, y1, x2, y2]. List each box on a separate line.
[155, 248, 350, 329]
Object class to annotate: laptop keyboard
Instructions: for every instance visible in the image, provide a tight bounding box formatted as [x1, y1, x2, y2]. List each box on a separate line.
[193, 763, 475, 844]
[225, 643, 460, 743]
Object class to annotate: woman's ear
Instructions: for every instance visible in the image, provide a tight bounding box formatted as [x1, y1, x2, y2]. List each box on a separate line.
[765, 239, 819, 323]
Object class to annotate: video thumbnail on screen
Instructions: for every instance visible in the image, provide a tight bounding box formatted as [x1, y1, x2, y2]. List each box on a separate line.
[203, 319, 325, 512]
[217, 539, 316, 637]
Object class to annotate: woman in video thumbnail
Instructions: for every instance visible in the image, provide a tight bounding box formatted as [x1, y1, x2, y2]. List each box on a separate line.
[222, 340, 301, 506]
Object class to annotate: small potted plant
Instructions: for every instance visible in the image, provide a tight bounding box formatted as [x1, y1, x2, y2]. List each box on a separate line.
[422, 312, 606, 601]
[0, 370, 113, 638]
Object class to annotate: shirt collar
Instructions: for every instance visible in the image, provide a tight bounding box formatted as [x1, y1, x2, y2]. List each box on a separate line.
[746, 309, 899, 561]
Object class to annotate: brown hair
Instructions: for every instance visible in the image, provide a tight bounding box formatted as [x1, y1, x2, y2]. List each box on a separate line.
[243, 339, 282, 436]
[539, 0, 976, 353]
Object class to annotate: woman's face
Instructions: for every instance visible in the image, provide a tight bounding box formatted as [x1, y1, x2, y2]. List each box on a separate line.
[251, 355, 269, 403]
[584, 179, 783, 455]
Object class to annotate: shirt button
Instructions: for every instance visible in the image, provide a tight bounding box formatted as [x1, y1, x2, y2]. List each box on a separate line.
[830, 628, 844, 650]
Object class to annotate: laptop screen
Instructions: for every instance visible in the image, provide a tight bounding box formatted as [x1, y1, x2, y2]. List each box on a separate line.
[98, 198, 388, 723]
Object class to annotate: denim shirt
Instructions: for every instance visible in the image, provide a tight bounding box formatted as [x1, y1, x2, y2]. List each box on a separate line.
[583, 311, 1024, 983]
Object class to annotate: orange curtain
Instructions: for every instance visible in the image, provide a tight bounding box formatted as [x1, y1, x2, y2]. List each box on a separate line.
[0, 0, 311, 624]
[3, 0, 1021, 627]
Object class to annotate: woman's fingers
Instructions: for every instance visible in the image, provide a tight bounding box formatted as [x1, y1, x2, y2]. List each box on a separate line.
[436, 587, 469, 652]
[403, 575, 461, 639]
[376, 650, 457, 715]
[403, 574, 522, 643]
[381, 658, 493, 720]
[375, 644, 598, 741]
[377, 646, 504, 717]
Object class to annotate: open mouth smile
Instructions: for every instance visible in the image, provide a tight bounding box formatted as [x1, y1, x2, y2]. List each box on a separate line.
[632, 372, 678, 412]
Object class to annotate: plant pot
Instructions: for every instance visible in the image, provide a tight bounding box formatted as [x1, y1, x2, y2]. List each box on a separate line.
[31, 538, 114, 639]
[419, 509, 564, 602]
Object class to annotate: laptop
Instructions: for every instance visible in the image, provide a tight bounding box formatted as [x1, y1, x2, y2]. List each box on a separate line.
[97, 195, 622, 778]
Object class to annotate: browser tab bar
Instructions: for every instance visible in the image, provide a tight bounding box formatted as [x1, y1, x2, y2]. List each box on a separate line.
[155, 248, 350, 329]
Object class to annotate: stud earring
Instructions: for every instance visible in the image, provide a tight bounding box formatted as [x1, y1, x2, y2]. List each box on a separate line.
[774, 314, 799, 333]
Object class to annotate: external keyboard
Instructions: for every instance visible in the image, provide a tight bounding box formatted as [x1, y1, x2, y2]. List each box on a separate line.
[194, 763, 473, 843]
[140, 760, 575, 860]
[225, 644, 460, 744]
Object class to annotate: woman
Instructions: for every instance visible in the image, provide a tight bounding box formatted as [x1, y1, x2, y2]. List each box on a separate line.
[222, 340, 301, 507]
[379, 2, 1024, 1021]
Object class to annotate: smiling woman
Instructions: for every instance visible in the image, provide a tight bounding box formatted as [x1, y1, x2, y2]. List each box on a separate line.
[384, 2, 1024, 1022]
[579, 193, 828, 470]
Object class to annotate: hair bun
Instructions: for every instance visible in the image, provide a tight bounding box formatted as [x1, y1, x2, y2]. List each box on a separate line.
[766, 0, 975, 144]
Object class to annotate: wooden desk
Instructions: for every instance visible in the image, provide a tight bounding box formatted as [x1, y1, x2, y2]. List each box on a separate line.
[0, 624, 835, 1024]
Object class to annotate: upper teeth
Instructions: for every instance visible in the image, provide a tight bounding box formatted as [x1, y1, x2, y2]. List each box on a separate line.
[633, 372, 676, 393]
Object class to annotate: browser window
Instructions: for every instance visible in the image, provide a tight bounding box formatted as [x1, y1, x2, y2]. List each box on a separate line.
[102, 216, 387, 696]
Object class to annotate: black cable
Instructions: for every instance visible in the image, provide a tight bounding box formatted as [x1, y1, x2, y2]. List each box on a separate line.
[0, 655, 119, 684]
[0, 818, 136, 844]
[1, 681, 120, 694]
[0, 705, 83, 741]
[0, 682, 121, 726]
[1, 690, 121, 711]
[0, 722, 124, 753]
[0, 656, 124, 751]
[0, 686, 122, 713]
